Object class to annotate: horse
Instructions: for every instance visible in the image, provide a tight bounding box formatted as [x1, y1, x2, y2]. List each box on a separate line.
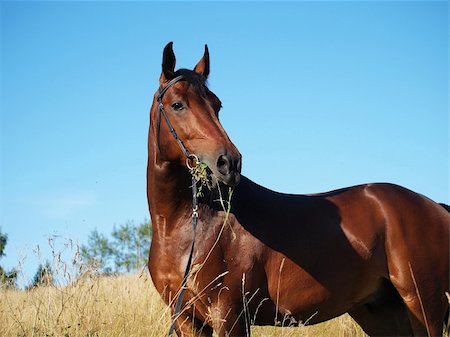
[147, 42, 449, 337]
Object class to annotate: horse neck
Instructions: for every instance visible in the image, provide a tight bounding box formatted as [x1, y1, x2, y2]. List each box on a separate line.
[147, 121, 193, 235]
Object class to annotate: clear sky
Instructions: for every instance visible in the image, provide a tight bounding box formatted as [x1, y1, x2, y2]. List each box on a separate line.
[1, 1, 448, 285]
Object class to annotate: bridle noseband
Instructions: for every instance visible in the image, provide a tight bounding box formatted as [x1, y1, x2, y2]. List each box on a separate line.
[156, 75, 200, 337]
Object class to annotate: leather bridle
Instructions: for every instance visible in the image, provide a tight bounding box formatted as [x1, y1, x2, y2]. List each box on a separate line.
[157, 75, 192, 159]
[156, 75, 200, 337]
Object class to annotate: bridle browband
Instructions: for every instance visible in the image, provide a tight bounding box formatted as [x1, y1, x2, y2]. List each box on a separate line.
[156, 75, 200, 337]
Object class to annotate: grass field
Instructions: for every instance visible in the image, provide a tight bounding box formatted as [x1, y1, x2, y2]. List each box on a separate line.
[0, 272, 367, 337]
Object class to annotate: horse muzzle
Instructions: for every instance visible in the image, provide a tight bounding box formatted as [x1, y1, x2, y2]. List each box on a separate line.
[215, 152, 242, 187]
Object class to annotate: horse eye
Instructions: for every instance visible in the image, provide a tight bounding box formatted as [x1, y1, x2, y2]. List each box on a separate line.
[171, 102, 184, 111]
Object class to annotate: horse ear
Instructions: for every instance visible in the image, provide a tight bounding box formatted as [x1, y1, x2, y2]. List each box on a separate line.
[160, 42, 176, 84]
[194, 44, 210, 79]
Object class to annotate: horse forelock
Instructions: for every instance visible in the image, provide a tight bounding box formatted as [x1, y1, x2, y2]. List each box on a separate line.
[173, 68, 222, 113]
[174, 68, 208, 96]
[153, 68, 222, 155]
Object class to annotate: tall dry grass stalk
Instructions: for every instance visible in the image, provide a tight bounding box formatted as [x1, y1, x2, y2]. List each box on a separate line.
[1, 271, 366, 337]
[0, 236, 366, 336]
[0, 271, 170, 337]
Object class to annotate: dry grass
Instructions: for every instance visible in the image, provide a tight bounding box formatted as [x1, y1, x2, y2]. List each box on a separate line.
[0, 272, 366, 337]
[0, 272, 166, 337]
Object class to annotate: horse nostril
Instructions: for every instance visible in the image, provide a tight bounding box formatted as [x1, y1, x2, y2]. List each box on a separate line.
[217, 154, 242, 177]
[217, 155, 230, 176]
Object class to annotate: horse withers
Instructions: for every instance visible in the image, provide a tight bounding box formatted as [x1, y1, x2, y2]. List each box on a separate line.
[147, 42, 449, 337]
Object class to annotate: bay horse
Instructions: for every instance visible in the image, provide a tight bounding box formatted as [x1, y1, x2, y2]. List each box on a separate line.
[147, 42, 449, 337]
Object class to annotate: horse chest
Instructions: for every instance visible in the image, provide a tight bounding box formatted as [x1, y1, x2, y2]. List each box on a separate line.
[148, 232, 193, 297]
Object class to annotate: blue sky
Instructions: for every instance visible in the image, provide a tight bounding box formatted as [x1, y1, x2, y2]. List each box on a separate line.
[1, 1, 448, 285]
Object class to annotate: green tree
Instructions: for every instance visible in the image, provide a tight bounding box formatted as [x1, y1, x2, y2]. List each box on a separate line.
[81, 229, 114, 273]
[0, 228, 18, 288]
[30, 260, 54, 288]
[0, 229, 6, 259]
[111, 221, 152, 272]
[80, 220, 152, 274]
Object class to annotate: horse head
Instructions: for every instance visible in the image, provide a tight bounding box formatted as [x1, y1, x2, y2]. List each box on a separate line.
[150, 42, 241, 187]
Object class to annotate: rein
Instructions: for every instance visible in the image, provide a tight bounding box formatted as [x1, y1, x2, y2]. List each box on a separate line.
[156, 75, 199, 337]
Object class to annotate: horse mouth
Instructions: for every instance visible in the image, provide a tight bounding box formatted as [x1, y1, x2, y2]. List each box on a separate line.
[194, 152, 242, 188]
[206, 166, 241, 189]
[219, 171, 241, 187]
[191, 160, 241, 190]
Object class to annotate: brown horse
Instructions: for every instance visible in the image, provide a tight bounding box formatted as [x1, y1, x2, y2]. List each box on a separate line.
[147, 42, 449, 337]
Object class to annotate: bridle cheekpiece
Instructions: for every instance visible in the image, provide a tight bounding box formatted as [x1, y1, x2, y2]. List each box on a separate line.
[157, 74, 202, 337]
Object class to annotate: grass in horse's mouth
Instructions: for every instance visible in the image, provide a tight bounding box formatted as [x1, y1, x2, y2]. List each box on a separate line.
[190, 162, 234, 225]
[190, 161, 215, 195]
